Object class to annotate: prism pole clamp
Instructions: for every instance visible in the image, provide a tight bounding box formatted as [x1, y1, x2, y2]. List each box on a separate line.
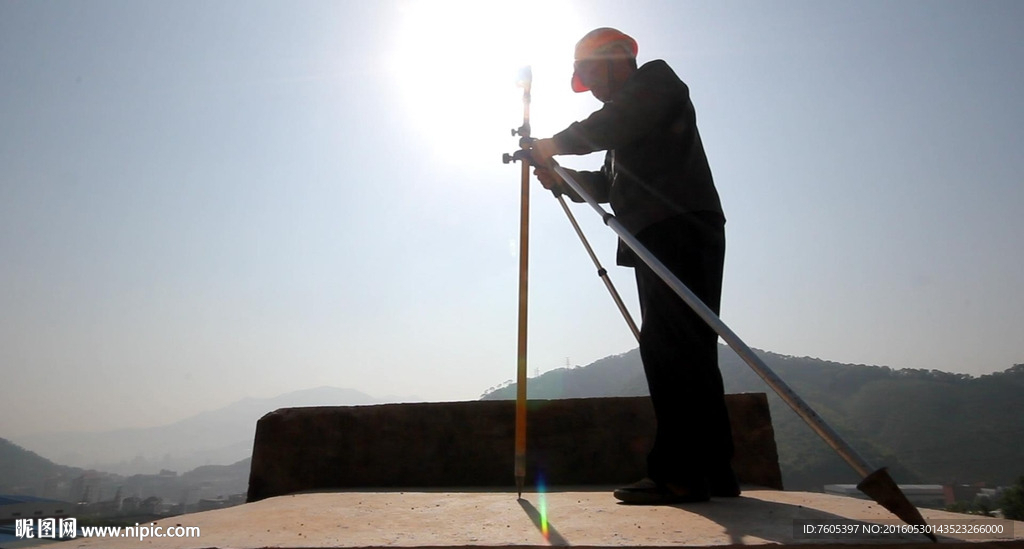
[550, 160, 936, 542]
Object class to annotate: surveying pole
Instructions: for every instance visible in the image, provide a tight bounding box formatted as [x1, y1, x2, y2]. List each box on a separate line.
[501, 66, 533, 498]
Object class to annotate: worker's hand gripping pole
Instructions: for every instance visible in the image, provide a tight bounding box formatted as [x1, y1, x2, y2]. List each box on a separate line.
[549, 160, 935, 541]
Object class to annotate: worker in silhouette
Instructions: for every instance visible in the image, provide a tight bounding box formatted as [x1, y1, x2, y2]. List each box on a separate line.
[530, 28, 738, 504]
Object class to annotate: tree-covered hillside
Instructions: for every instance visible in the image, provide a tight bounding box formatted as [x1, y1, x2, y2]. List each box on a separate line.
[0, 437, 81, 495]
[482, 347, 1024, 491]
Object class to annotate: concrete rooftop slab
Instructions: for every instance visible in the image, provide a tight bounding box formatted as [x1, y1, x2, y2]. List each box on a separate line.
[61, 489, 1021, 549]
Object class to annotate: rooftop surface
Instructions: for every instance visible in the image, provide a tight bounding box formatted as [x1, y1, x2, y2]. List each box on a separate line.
[58, 488, 1021, 549]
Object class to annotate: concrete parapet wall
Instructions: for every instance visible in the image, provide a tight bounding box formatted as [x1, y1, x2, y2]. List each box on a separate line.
[247, 394, 782, 502]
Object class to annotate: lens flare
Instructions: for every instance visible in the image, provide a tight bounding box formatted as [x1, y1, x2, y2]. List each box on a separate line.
[537, 474, 549, 539]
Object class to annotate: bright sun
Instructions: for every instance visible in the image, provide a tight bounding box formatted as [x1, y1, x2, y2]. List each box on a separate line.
[386, 0, 585, 166]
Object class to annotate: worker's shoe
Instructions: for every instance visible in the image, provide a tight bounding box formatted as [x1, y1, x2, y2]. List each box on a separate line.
[613, 478, 710, 505]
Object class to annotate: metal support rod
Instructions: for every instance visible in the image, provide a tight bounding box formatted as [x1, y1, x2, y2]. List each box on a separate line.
[554, 194, 641, 341]
[551, 160, 935, 540]
[552, 161, 872, 474]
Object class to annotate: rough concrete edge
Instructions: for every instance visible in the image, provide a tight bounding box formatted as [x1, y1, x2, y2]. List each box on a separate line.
[733, 391, 784, 490]
[247, 394, 783, 501]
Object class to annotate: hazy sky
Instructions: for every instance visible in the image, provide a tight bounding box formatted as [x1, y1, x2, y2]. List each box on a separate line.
[2, 1, 1022, 437]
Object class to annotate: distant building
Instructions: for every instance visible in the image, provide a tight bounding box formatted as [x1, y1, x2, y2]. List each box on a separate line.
[977, 487, 1005, 503]
[945, 483, 989, 505]
[196, 494, 245, 512]
[121, 496, 141, 513]
[140, 496, 163, 515]
[824, 484, 946, 509]
[83, 486, 123, 516]
[0, 495, 74, 525]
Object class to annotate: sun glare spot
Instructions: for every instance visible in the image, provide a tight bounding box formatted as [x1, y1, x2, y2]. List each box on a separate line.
[387, 1, 583, 166]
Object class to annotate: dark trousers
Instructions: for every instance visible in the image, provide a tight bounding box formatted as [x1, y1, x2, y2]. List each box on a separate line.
[632, 212, 734, 485]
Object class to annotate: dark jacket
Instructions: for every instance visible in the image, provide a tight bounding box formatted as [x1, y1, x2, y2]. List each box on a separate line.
[551, 60, 723, 264]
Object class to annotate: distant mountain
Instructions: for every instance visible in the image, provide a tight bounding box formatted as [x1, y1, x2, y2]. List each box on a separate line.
[0, 438, 82, 495]
[482, 347, 1024, 491]
[0, 436, 251, 505]
[12, 386, 384, 475]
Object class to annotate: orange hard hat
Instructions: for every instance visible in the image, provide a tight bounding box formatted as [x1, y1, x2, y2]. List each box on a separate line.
[571, 27, 638, 93]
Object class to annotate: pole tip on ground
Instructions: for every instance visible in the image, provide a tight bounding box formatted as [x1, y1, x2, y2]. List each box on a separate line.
[857, 467, 936, 543]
